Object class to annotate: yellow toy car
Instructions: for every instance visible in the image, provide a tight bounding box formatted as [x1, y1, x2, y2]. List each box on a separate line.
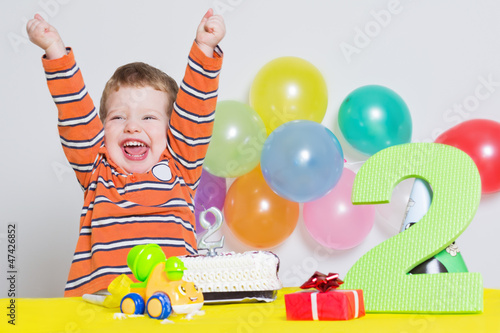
[120, 244, 203, 320]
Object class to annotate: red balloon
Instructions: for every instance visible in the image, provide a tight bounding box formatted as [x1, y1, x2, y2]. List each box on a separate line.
[435, 119, 500, 194]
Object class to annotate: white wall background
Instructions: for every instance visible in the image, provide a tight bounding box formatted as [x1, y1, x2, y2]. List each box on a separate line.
[1, 0, 500, 298]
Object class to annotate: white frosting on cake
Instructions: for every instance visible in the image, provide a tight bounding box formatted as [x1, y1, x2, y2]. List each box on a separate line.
[179, 251, 282, 292]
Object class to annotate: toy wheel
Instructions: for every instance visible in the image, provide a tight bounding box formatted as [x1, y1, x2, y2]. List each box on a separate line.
[146, 292, 172, 320]
[120, 293, 145, 315]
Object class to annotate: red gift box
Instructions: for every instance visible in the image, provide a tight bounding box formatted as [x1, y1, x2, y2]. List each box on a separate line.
[285, 289, 365, 321]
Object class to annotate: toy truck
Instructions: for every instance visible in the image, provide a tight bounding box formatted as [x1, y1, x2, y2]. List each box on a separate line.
[120, 243, 204, 320]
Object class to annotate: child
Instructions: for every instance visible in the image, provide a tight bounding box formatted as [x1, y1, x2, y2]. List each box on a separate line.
[27, 9, 225, 297]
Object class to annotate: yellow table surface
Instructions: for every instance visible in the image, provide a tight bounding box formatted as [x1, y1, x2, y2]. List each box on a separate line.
[2, 288, 500, 333]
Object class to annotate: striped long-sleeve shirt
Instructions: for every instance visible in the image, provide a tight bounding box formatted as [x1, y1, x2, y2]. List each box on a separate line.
[42, 42, 223, 297]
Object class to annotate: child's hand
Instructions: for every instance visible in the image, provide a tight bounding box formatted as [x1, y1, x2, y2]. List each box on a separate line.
[26, 14, 67, 59]
[195, 9, 226, 58]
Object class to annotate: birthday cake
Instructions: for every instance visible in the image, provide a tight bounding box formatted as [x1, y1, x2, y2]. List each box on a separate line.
[179, 251, 282, 303]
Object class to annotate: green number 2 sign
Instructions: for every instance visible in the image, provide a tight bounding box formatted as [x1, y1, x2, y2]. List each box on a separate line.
[340, 143, 483, 313]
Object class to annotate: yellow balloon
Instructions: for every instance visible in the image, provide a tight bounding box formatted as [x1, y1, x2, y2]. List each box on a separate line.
[250, 57, 328, 134]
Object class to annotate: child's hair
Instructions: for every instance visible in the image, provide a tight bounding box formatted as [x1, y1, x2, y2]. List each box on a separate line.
[99, 62, 179, 121]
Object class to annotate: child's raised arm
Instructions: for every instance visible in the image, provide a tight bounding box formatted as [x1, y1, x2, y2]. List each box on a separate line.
[26, 14, 67, 59]
[195, 8, 226, 58]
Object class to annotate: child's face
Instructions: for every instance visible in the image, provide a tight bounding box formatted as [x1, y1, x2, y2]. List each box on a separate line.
[104, 86, 170, 174]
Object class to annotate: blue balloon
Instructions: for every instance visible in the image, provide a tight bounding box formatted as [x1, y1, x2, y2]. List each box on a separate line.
[260, 120, 344, 202]
[338, 85, 412, 156]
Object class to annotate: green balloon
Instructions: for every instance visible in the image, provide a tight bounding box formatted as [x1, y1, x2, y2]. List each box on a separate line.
[338, 85, 412, 155]
[204, 101, 267, 178]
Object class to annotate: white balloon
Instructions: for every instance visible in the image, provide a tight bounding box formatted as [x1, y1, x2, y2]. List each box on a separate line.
[375, 178, 415, 235]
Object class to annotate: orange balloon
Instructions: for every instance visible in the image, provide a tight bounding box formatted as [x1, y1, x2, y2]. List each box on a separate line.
[223, 166, 299, 249]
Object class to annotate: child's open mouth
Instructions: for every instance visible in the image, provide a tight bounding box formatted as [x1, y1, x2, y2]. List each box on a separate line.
[122, 140, 149, 160]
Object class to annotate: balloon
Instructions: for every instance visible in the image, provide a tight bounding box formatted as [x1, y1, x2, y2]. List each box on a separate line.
[260, 120, 344, 202]
[250, 57, 328, 134]
[435, 119, 500, 194]
[338, 85, 412, 155]
[303, 168, 375, 250]
[194, 169, 226, 234]
[223, 166, 299, 249]
[204, 101, 267, 178]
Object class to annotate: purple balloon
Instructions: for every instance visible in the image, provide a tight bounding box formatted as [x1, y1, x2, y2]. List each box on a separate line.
[194, 169, 227, 234]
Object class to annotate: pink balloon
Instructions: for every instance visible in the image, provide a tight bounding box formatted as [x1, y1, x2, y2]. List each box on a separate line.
[303, 168, 375, 250]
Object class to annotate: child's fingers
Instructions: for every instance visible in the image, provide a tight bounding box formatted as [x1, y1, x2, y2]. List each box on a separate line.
[198, 10, 211, 28]
[26, 19, 35, 33]
[205, 16, 225, 34]
[209, 14, 224, 23]
[197, 9, 215, 33]
[27, 14, 44, 30]
[207, 15, 224, 27]
[34, 13, 45, 22]
[26, 19, 41, 35]
[203, 8, 213, 20]
[196, 9, 225, 48]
